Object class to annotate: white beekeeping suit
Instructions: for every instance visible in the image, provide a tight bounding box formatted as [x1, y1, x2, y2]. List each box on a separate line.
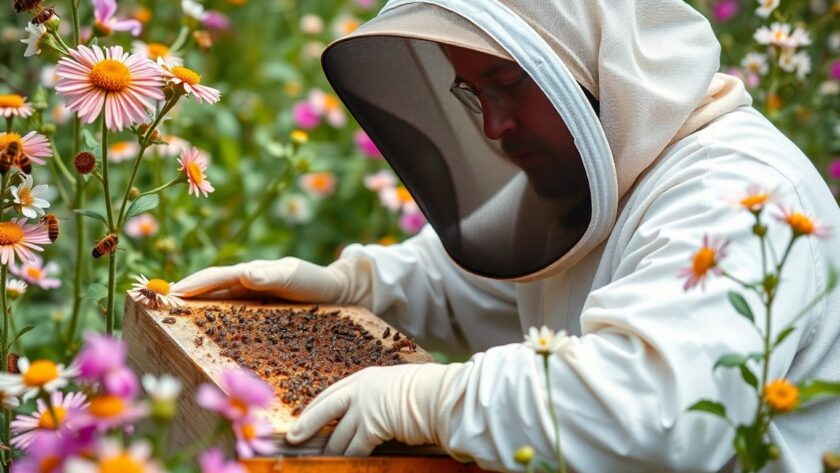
[175, 1, 840, 471]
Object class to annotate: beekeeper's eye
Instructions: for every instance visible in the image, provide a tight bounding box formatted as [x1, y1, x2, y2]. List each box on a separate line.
[449, 71, 530, 115]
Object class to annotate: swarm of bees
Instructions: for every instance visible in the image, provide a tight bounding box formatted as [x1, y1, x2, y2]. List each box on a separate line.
[0, 141, 32, 175]
[91, 233, 118, 258]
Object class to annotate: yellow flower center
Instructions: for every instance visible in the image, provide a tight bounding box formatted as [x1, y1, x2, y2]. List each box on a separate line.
[307, 173, 333, 192]
[146, 43, 170, 60]
[230, 397, 249, 416]
[323, 94, 341, 112]
[26, 266, 44, 280]
[290, 130, 308, 144]
[339, 19, 360, 35]
[89, 60, 131, 93]
[241, 422, 256, 440]
[773, 30, 785, 42]
[740, 193, 769, 210]
[100, 454, 144, 473]
[691, 247, 717, 276]
[146, 278, 170, 295]
[0, 222, 25, 246]
[786, 212, 815, 235]
[0, 133, 22, 149]
[39, 455, 62, 473]
[378, 236, 396, 246]
[171, 66, 201, 86]
[0, 95, 25, 109]
[89, 394, 126, 418]
[139, 221, 156, 235]
[18, 187, 34, 207]
[186, 162, 204, 185]
[764, 379, 799, 412]
[538, 337, 548, 346]
[395, 186, 413, 204]
[22, 360, 59, 387]
[134, 7, 152, 23]
[38, 406, 67, 429]
[110, 142, 131, 153]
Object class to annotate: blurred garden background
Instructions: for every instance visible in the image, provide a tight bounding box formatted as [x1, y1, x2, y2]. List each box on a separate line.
[0, 0, 838, 361]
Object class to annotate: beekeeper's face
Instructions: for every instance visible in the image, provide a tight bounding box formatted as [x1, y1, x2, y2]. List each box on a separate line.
[446, 45, 588, 199]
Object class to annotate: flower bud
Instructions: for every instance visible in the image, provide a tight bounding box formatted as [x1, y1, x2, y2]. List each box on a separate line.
[193, 30, 213, 51]
[150, 399, 177, 420]
[290, 129, 308, 145]
[824, 452, 840, 472]
[752, 223, 767, 237]
[40, 123, 56, 136]
[128, 187, 141, 201]
[73, 151, 96, 175]
[137, 123, 160, 142]
[513, 445, 534, 465]
[767, 444, 780, 460]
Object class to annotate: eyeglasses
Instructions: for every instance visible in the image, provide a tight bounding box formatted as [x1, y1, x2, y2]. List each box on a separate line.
[449, 71, 531, 114]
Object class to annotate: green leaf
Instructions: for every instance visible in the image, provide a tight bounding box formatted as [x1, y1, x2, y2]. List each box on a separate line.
[773, 326, 796, 348]
[85, 282, 108, 303]
[687, 400, 727, 419]
[82, 129, 100, 149]
[827, 266, 838, 292]
[73, 209, 107, 225]
[728, 291, 754, 323]
[714, 353, 747, 369]
[9, 325, 35, 346]
[739, 364, 758, 390]
[125, 194, 159, 220]
[799, 379, 840, 404]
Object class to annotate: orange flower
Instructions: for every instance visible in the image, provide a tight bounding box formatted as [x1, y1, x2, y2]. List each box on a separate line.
[737, 185, 773, 213]
[677, 235, 729, 291]
[775, 206, 831, 238]
[764, 379, 799, 412]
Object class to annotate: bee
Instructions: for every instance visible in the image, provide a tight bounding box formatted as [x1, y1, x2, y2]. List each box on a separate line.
[15, 154, 31, 174]
[6, 353, 19, 374]
[13, 0, 42, 13]
[169, 306, 192, 316]
[31, 6, 56, 25]
[392, 338, 417, 353]
[194, 336, 204, 347]
[0, 141, 21, 175]
[91, 233, 118, 258]
[41, 213, 59, 242]
[137, 288, 162, 309]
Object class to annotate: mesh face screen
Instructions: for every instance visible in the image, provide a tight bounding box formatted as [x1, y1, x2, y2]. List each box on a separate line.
[324, 35, 592, 279]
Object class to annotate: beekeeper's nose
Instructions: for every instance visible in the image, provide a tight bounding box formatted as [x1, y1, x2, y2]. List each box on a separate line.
[480, 98, 517, 140]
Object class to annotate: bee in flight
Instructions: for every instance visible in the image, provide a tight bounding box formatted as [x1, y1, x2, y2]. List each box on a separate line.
[92, 234, 119, 258]
[41, 213, 59, 242]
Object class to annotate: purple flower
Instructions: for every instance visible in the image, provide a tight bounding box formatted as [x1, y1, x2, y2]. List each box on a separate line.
[292, 101, 321, 130]
[92, 0, 142, 36]
[354, 130, 382, 159]
[399, 206, 427, 234]
[76, 333, 139, 398]
[199, 448, 247, 473]
[830, 59, 840, 81]
[196, 368, 273, 421]
[11, 427, 86, 473]
[11, 391, 88, 450]
[711, 0, 739, 23]
[203, 11, 231, 31]
[233, 416, 275, 458]
[828, 158, 840, 179]
[354, 0, 376, 8]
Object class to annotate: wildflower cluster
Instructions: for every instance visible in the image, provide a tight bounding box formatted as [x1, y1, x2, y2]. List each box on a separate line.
[682, 185, 840, 472]
[4, 334, 273, 471]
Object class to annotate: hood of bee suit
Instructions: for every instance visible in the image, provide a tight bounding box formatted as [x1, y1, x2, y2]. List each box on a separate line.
[321, 0, 752, 282]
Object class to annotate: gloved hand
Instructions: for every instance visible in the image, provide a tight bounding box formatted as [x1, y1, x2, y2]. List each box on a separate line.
[286, 363, 463, 456]
[171, 257, 370, 304]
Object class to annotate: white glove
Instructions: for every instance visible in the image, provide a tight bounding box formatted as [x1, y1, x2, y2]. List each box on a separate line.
[171, 257, 371, 305]
[286, 363, 463, 456]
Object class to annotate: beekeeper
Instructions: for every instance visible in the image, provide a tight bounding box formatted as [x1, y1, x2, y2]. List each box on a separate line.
[173, 1, 840, 471]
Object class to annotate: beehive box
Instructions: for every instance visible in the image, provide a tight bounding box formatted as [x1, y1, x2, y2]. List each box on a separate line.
[123, 296, 440, 456]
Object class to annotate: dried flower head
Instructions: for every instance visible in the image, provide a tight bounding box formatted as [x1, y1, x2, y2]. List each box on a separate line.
[73, 151, 96, 174]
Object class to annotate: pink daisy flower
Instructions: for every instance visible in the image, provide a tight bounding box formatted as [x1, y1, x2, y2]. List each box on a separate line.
[677, 235, 730, 291]
[292, 101, 320, 129]
[76, 333, 140, 399]
[55, 44, 164, 131]
[10, 432, 80, 473]
[299, 171, 336, 198]
[775, 206, 832, 239]
[0, 131, 52, 167]
[92, 0, 142, 36]
[233, 416, 276, 458]
[11, 391, 88, 450]
[199, 448, 247, 473]
[0, 218, 51, 266]
[399, 205, 427, 235]
[124, 213, 159, 239]
[159, 60, 221, 104]
[196, 368, 273, 421]
[354, 130, 382, 159]
[178, 147, 215, 197]
[0, 94, 34, 118]
[11, 254, 61, 289]
[108, 140, 140, 163]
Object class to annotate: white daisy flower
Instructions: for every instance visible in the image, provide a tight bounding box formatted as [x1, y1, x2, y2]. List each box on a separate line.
[10, 390, 88, 450]
[0, 357, 77, 401]
[0, 389, 20, 410]
[300, 14, 324, 35]
[142, 374, 182, 402]
[754, 22, 791, 46]
[819, 81, 840, 95]
[524, 326, 566, 355]
[790, 51, 811, 79]
[20, 22, 47, 57]
[9, 174, 51, 219]
[276, 193, 314, 224]
[741, 52, 768, 76]
[784, 27, 812, 49]
[181, 0, 207, 21]
[755, 0, 780, 18]
[129, 274, 185, 308]
[6, 279, 27, 299]
[39, 65, 59, 88]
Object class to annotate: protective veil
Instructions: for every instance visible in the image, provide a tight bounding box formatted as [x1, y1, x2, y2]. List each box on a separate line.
[320, 0, 840, 471]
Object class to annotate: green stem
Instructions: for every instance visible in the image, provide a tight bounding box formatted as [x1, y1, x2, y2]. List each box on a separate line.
[47, 142, 73, 209]
[70, 0, 81, 46]
[48, 31, 71, 55]
[66, 117, 86, 349]
[169, 26, 190, 54]
[137, 177, 184, 200]
[100, 118, 114, 232]
[49, 139, 77, 186]
[106, 250, 117, 335]
[4, 117, 11, 133]
[543, 355, 566, 473]
[0, 265, 8, 472]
